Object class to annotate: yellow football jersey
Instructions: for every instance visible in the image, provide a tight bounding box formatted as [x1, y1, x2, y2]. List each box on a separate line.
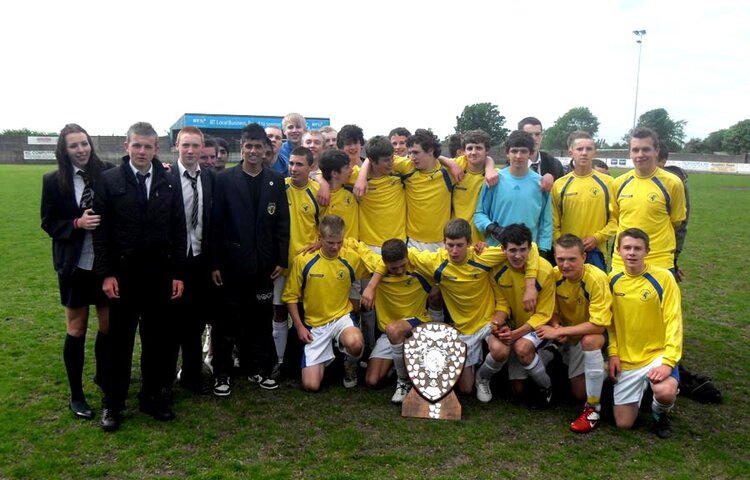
[607, 264, 683, 370]
[282, 247, 369, 328]
[551, 171, 616, 253]
[358, 157, 409, 246]
[611, 168, 686, 270]
[285, 178, 320, 267]
[491, 258, 555, 329]
[322, 186, 359, 240]
[400, 161, 454, 243]
[452, 155, 486, 243]
[553, 264, 613, 343]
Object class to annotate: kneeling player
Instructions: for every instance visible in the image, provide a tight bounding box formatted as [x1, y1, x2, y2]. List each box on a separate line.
[608, 228, 682, 438]
[536, 234, 611, 433]
[483, 224, 556, 406]
[358, 239, 430, 403]
[282, 215, 368, 392]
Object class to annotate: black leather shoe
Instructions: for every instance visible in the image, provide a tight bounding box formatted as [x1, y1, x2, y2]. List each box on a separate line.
[100, 407, 120, 432]
[139, 401, 175, 422]
[69, 398, 94, 420]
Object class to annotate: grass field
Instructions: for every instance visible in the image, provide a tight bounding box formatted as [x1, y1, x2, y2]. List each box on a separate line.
[0, 164, 748, 479]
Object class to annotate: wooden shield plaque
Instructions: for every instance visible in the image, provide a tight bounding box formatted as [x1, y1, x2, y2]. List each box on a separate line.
[402, 322, 466, 420]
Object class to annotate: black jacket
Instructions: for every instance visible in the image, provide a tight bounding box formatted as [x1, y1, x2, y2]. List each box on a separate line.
[211, 163, 289, 278]
[538, 151, 565, 181]
[167, 162, 214, 257]
[92, 157, 186, 280]
[41, 163, 114, 276]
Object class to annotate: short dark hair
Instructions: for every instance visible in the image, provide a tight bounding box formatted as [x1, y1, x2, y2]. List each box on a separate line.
[518, 117, 542, 130]
[407, 129, 441, 158]
[203, 137, 218, 156]
[365, 135, 393, 162]
[214, 137, 230, 153]
[566, 130, 593, 148]
[240, 123, 271, 145]
[291, 146, 314, 166]
[447, 133, 463, 158]
[462, 129, 491, 149]
[381, 239, 408, 263]
[658, 141, 669, 161]
[319, 149, 349, 181]
[618, 228, 650, 250]
[629, 127, 659, 150]
[499, 223, 532, 248]
[504, 130, 535, 153]
[389, 127, 411, 138]
[126, 121, 158, 141]
[555, 234, 585, 255]
[336, 124, 365, 149]
[592, 159, 609, 171]
[444, 218, 471, 241]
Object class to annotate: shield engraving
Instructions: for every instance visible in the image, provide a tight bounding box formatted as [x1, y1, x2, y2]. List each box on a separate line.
[404, 322, 466, 402]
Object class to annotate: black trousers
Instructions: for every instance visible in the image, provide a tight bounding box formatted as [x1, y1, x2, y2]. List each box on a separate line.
[167, 253, 213, 387]
[211, 274, 274, 379]
[103, 270, 174, 409]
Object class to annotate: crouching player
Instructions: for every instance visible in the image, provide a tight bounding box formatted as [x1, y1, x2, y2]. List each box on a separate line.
[282, 215, 368, 391]
[608, 228, 682, 438]
[483, 224, 556, 406]
[536, 234, 612, 433]
[358, 239, 430, 403]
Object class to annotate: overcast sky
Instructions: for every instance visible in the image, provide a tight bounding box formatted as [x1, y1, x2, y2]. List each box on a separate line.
[2, 0, 748, 144]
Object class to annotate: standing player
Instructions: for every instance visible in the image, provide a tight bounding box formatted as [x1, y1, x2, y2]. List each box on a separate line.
[551, 131, 616, 271]
[320, 126, 338, 150]
[518, 116, 565, 188]
[452, 130, 492, 243]
[611, 127, 686, 272]
[278, 113, 307, 169]
[388, 127, 411, 158]
[608, 228, 682, 438]
[536, 234, 612, 432]
[265, 125, 286, 176]
[282, 215, 368, 391]
[481, 224, 555, 405]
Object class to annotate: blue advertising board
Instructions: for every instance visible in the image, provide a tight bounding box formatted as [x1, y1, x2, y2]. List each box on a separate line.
[180, 114, 329, 131]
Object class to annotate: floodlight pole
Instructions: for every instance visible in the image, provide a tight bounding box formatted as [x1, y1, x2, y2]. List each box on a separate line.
[632, 30, 647, 130]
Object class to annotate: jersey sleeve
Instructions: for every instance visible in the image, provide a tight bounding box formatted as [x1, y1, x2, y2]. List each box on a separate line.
[551, 180, 562, 242]
[538, 191, 553, 251]
[473, 182, 493, 237]
[587, 271, 613, 327]
[526, 271, 555, 328]
[393, 156, 414, 175]
[281, 256, 304, 304]
[660, 274, 683, 368]
[593, 178, 618, 244]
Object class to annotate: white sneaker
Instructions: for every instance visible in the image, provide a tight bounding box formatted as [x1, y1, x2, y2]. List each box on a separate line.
[343, 361, 358, 389]
[475, 377, 493, 403]
[391, 381, 411, 404]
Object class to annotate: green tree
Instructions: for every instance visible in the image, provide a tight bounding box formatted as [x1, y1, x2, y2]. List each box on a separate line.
[722, 120, 750, 154]
[541, 107, 600, 150]
[630, 108, 686, 151]
[0, 128, 57, 136]
[683, 138, 706, 153]
[454, 102, 509, 146]
[704, 129, 726, 153]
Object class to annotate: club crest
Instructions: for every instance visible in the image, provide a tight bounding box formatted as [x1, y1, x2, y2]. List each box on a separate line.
[267, 202, 276, 215]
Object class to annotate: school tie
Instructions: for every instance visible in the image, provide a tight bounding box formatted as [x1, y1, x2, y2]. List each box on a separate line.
[184, 170, 200, 229]
[136, 172, 150, 210]
[77, 170, 93, 209]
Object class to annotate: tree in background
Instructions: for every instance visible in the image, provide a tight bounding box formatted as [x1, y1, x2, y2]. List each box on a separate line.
[630, 108, 686, 151]
[1, 128, 57, 136]
[541, 107, 600, 150]
[454, 102, 509, 146]
[722, 120, 750, 154]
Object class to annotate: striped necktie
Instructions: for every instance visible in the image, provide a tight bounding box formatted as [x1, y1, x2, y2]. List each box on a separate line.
[184, 170, 200, 229]
[78, 170, 93, 209]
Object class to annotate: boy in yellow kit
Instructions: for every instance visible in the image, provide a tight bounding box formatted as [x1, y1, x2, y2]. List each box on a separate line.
[536, 234, 612, 433]
[451, 130, 492, 243]
[551, 131, 616, 271]
[482, 224, 556, 406]
[608, 228, 682, 439]
[282, 215, 369, 392]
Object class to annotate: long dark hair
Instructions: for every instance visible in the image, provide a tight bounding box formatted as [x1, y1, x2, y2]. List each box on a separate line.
[55, 124, 104, 196]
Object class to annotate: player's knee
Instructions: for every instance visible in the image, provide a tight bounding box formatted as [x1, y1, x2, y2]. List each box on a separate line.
[385, 322, 403, 343]
[652, 379, 678, 403]
[581, 333, 604, 351]
[302, 379, 321, 392]
[513, 341, 534, 364]
[365, 372, 381, 389]
[489, 342, 509, 362]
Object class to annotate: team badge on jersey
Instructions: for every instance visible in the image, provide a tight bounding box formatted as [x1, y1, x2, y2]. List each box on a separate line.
[640, 289, 651, 301]
[590, 187, 600, 197]
[267, 202, 276, 215]
[337, 270, 345, 280]
[647, 193, 659, 203]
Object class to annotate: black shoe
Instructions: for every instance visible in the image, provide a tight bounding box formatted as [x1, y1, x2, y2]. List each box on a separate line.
[533, 386, 554, 409]
[100, 407, 120, 432]
[652, 412, 673, 439]
[69, 398, 94, 420]
[139, 400, 175, 422]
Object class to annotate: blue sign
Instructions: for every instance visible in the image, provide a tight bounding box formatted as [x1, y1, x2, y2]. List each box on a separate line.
[183, 114, 329, 131]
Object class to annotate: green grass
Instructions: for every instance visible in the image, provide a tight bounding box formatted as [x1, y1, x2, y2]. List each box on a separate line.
[1, 165, 748, 479]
